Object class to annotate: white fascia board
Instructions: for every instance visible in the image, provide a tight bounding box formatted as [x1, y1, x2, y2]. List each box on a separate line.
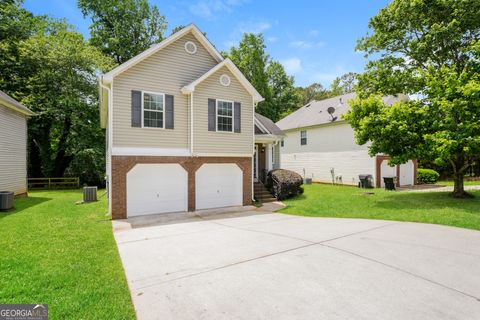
[112, 147, 191, 157]
[0, 102, 35, 116]
[255, 134, 282, 143]
[194, 153, 253, 157]
[254, 117, 269, 134]
[102, 24, 223, 83]
[181, 59, 264, 103]
[280, 119, 348, 132]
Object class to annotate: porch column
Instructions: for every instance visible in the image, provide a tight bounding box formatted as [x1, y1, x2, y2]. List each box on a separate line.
[265, 144, 273, 171]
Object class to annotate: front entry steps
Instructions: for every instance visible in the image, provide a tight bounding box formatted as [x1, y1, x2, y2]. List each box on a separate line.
[254, 182, 277, 203]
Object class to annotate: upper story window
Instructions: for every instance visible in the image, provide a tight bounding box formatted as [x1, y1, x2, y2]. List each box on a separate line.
[300, 130, 307, 145]
[217, 100, 233, 132]
[281, 139, 284, 147]
[143, 92, 164, 128]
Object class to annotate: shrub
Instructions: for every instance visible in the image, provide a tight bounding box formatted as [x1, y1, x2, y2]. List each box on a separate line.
[266, 169, 303, 200]
[417, 168, 440, 184]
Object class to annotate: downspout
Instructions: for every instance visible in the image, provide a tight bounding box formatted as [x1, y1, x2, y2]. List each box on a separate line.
[100, 78, 113, 213]
[190, 93, 194, 156]
[252, 98, 256, 202]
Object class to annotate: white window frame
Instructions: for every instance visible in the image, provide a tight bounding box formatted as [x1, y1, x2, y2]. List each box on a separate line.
[216, 99, 234, 133]
[300, 130, 307, 145]
[141, 91, 165, 129]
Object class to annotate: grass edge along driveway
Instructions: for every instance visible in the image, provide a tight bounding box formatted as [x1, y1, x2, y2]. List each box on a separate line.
[280, 184, 480, 231]
[0, 190, 135, 319]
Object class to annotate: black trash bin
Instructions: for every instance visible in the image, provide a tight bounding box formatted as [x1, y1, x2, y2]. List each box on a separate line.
[358, 174, 374, 188]
[383, 177, 396, 190]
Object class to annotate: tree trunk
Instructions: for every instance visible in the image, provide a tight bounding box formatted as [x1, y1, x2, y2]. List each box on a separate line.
[452, 170, 466, 198]
[28, 121, 52, 177]
[28, 137, 43, 178]
[451, 159, 471, 198]
[52, 117, 73, 177]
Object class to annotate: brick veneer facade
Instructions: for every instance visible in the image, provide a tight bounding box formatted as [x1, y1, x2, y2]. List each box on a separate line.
[111, 155, 252, 219]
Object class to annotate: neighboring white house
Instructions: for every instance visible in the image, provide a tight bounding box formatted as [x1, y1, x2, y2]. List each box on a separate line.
[276, 92, 417, 188]
[0, 91, 35, 196]
[99, 24, 284, 219]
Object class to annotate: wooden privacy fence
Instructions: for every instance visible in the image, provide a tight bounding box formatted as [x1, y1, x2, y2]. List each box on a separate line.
[28, 177, 80, 190]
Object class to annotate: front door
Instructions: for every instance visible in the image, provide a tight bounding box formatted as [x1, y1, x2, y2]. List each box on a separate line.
[257, 144, 266, 182]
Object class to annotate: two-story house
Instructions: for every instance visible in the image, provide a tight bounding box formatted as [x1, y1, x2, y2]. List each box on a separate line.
[99, 25, 282, 219]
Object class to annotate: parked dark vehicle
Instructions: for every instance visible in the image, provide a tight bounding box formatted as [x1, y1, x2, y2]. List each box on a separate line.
[265, 169, 304, 200]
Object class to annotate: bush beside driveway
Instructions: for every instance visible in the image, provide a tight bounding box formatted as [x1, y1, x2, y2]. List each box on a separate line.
[0, 190, 135, 319]
[280, 184, 480, 231]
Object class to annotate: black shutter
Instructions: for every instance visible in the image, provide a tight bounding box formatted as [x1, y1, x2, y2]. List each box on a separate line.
[208, 98, 216, 131]
[165, 94, 174, 129]
[234, 102, 241, 133]
[131, 90, 141, 127]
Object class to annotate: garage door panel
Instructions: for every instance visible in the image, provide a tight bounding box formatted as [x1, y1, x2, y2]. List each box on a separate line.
[399, 161, 414, 186]
[196, 164, 243, 210]
[127, 164, 187, 217]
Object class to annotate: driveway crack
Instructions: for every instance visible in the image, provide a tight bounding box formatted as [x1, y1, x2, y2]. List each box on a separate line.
[133, 222, 397, 291]
[321, 243, 480, 302]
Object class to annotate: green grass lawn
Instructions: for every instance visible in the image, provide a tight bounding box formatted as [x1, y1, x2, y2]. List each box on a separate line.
[436, 180, 480, 186]
[280, 184, 480, 230]
[0, 190, 135, 319]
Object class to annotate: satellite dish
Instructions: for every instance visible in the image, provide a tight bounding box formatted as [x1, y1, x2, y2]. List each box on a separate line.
[327, 107, 337, 122]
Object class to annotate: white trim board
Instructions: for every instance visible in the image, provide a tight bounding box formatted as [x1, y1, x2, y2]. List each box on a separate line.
[254, 117, 269, 134]
[194, 153, 253, 158]
[112, 147, 191, 157]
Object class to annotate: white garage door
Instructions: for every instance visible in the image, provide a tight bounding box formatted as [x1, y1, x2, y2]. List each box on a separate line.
[127, 164, 187, 217]
[399, 160, 415, 186]
[380, 160, 397, 188]
[196, 163, 243, 210]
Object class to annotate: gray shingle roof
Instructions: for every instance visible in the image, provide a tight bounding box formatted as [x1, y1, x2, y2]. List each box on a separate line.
[276, 92, 407, 131]
[0, 90, 35, 116]
[255, 113, 284, 136]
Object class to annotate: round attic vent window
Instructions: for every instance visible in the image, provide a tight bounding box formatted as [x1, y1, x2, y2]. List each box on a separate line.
[184, 41, 197, 54]
[219, 74, 231, 86]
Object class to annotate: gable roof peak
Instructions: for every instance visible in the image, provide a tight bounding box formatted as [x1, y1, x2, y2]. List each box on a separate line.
[101, 24, 223, 83]
[181, 58, 264, 103]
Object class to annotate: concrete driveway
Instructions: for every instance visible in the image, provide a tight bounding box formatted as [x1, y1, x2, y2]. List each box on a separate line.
[113, 210, 480, 320]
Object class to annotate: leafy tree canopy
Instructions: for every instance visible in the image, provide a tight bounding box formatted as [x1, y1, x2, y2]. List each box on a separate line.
[330, 72, 358, 96]
[1, 0, 114, 185]
[228, 33, 300, 122]
[78, 0, 167, 64]
[344, 0, 480, 197]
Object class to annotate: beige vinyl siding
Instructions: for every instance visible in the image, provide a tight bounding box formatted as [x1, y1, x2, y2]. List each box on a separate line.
[193, 66, 254, 155]
[112, 33, 218, 149]
[0, 106, 28, 195]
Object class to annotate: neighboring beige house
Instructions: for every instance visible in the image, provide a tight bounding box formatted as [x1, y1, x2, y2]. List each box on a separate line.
[0, 91, 35, 196]
[99, 24, 284, 219]
[276, 92, 417, 188]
